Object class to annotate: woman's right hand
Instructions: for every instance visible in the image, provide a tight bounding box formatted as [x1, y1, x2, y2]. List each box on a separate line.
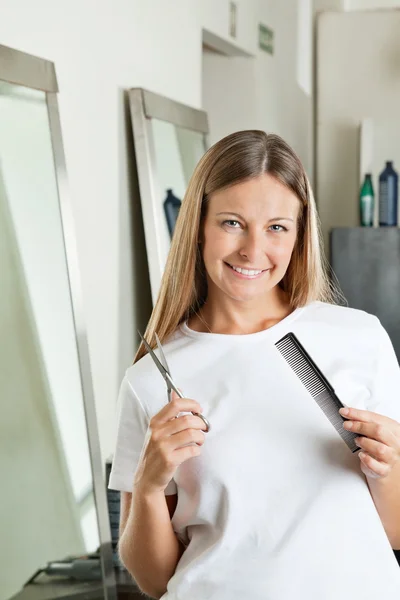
[133, 391, 207, 496]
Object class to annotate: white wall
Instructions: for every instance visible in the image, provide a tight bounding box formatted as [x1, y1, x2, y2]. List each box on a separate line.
[0, 0, 264, 467]
[200, 0, 258, 55]
[348, 0, 400, 8]
[317, 0, 400, 10]
[316, 9, 400, 247]
[313, 0, 344, 10]
[203, 0, 314, 179]
[0, 0, 318, 466]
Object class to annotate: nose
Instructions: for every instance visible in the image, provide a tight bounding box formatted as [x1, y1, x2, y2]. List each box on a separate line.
[238, 229, 267, 265]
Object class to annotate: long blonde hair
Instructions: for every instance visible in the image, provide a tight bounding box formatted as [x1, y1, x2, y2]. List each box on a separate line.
[134, 130, 343, 362]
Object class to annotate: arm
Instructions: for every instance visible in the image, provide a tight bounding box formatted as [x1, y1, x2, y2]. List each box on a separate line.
[370, 324, 400, 550]
[110, 384, 204, 598]
[366, 463, 400, 550]
[348, 320, 400, 550]
[119, 490, 185, 599]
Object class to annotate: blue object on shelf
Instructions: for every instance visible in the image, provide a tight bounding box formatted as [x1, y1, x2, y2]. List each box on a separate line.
[164, 189, 182, 238]
[379, 161, 398, 226]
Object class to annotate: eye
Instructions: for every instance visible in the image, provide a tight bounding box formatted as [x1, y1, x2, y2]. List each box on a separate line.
[269, 224, 288, 232]
[222, 219, 241, 228]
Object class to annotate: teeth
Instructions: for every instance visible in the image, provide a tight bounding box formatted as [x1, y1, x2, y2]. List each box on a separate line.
[231, 265, 263, 276]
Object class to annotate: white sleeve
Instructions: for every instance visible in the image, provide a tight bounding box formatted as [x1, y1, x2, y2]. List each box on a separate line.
[367, 320, 400, 424]
[108, 374, 177, 495]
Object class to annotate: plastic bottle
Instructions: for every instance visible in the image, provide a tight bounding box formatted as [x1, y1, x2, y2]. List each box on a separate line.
[379, 161, 398, 226]
[359, 173, 374, 227]
[163, 189, 182, 238]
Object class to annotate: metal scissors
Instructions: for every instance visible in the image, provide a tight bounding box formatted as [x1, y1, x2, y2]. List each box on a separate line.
[138, 331, 211, 433]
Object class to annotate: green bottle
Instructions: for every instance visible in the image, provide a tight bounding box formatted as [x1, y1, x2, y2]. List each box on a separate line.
[360, 173, 374, 227]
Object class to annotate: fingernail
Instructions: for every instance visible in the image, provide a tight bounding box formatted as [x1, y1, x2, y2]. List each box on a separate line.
[339, 407, 349, 416]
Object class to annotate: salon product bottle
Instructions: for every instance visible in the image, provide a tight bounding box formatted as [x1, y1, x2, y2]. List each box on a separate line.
[163, 189, 181, 238]
[359, 173, 374, 227]
[379, 161, 398, 226]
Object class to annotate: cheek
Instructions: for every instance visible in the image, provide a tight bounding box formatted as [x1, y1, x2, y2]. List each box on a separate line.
[203, 229, 233, 261]
[268, 234, 297, 261]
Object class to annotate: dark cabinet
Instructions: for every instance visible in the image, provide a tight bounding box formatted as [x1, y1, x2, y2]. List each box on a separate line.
[330, 227, 400, 361]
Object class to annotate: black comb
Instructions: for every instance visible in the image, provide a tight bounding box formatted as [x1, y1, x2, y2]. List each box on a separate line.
[275, 332, 361, 453]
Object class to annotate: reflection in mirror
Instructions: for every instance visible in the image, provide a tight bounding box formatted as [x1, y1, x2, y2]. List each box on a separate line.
[151, 118, 207, 258]
[0, 81, 100, 599]
[128, 89, 208, 303]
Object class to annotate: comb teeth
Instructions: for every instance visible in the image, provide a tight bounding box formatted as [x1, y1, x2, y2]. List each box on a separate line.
[275, 333, 360, 453]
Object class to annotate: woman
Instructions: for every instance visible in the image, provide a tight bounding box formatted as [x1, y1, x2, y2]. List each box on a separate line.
[109, 131, 400, 599]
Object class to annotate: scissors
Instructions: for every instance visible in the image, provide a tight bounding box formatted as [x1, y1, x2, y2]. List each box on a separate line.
[138, 331, 211, 433]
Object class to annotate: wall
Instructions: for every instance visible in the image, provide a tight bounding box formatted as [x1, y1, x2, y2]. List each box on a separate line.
[316, 9, 400, 247]
[203, 0, 314, 180]
[313, 0, 400, 11]
[0, 0, 317, 467]
[0, 0, 261, 468]
[313, 0, 344, 10]
[348, 0, 400, 8]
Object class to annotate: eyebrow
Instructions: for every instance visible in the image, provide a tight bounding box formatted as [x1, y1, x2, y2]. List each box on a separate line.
[216, 212, 294, 223]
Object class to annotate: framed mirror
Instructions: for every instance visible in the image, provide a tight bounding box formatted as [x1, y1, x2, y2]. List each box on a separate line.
[128, 88, 209, 302]
[0, 45, 116, 600]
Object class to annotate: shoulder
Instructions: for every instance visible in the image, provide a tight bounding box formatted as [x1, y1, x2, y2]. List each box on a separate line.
[295, 301, 385, 363]
[306, 300, 381, 333]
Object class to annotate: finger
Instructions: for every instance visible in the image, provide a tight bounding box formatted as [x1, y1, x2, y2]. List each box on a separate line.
[359, 452, 391, 479]
[339, 406, 389, 425]
[343, 420, 395, 446]
[169, 428, 206, 450]
[355, 436, 394, 466]
[167, 389, 183, 419]
[174, 443, 202, 463]
[153, 395, 203, 425]
[164, 413, 208, 435]
[171, 389, 183, 401]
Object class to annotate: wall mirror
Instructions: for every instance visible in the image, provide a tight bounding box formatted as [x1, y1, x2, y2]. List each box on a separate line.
[128, 88, 209, 302]
[0, 45, 116, 600]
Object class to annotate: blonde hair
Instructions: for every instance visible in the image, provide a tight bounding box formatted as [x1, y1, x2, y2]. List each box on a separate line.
[134, 130, 343, 362]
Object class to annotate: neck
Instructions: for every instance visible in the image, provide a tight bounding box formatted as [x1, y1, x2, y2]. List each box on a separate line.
[193, 289, 293, 335]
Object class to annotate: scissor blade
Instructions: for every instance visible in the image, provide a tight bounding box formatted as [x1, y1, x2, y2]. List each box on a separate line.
[155, 333, 170, 374]
[137, 330, 168, 381]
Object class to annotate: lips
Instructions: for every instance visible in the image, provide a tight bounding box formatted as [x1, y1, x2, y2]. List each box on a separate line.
[224, 262, 269, 278]
[225, 262, 267, 273]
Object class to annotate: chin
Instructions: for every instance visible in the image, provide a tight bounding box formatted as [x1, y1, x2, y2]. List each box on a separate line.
[221, 282, 277, 302]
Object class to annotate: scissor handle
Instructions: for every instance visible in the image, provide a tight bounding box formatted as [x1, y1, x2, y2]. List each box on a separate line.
[167, 380, 211, 432]
[193, 412, 211, 433]
[174, 410, 210, 433]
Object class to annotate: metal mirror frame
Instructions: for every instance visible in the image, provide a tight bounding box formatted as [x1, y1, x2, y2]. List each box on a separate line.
[0, 44, 116, 599]
[128, 88, 209, 303]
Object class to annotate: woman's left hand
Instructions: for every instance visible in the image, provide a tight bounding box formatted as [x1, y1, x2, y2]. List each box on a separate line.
[339, 407, 400, 480]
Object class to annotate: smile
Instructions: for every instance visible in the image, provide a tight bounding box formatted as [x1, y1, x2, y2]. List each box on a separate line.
[225, 262, 269, 279]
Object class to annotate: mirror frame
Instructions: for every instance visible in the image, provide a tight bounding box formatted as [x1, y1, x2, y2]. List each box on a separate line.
[128, 88, 209, 303]
[0, 44, 116, 600]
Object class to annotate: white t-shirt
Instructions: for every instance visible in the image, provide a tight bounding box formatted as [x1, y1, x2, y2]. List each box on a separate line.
[109, 300, 400, 599]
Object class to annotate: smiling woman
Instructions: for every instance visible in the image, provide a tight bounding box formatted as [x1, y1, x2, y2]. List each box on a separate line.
[109, 130, 400, 600]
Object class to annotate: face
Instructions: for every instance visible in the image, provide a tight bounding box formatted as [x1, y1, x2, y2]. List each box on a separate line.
[201, 173, 301, 304]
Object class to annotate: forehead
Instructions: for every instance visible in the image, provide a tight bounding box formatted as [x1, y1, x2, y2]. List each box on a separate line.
[207, 174, 300, 216]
